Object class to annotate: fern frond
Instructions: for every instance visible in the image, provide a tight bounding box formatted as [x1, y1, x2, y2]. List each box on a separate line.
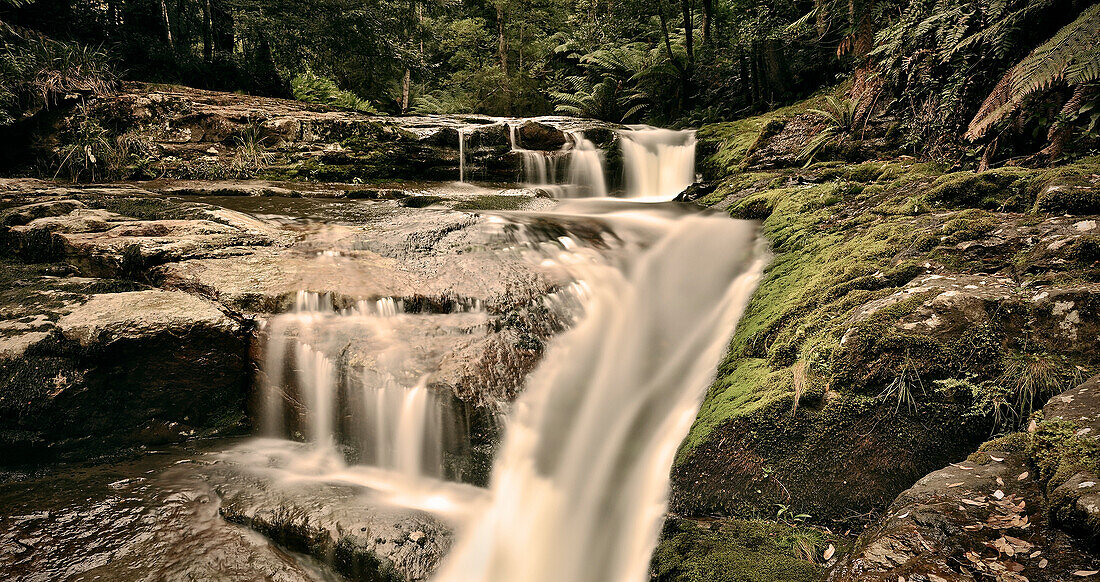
[966, 2, 1100, 140]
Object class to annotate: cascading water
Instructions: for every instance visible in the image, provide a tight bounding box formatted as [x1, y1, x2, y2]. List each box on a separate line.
[252, 117, 760, 582]
[563, 131, 608, 198]
[458, 127, 467, 183]
[505, 123, 606, 198]
[260, 291, 454, 479]
[432, 204, 765, 582]
[620, 127, 698, 201]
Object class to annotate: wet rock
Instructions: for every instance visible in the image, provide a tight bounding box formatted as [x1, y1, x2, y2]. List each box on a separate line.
[206, 458, 454, 582]
[0, 448, 337, 582]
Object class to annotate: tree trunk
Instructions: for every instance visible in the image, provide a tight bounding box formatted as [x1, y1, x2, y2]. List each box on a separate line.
[738, 45, 752, 106]
[702, 0, 712, 45]
[160, 0, 174, 49]
[401, 69, 412, 113]
[497, 5, 508, 76]
[681, 0, 694, 66]
[203, 0, 213, 61]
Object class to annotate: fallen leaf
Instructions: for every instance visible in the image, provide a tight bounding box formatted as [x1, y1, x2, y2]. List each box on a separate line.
[997, 477, 1005, 486]
[1073, 571, 1099, 577]
[1018, 472, 1029, 481]
[1039, 558, 1048, 568]
[823, 544, 835, 560]
[991, 455, 1005, 462]
[962, 499, 985, 506]
[1030, 551, 1041, 558]
[947, 482, 965, 488]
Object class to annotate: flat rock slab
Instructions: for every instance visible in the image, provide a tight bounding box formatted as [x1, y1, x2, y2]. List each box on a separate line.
[0, 447, 337, 582]
[58, 289, 237, 346]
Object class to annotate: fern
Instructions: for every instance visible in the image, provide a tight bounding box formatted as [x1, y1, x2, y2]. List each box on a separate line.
[966, 2, 1100, 140]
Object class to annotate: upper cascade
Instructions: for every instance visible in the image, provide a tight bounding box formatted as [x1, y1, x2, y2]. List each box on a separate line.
[620, 127, 697, 201]
[504, 121, 697, 201]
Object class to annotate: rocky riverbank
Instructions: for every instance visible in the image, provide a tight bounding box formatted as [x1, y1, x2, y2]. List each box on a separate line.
[657, 102, 1100, 581]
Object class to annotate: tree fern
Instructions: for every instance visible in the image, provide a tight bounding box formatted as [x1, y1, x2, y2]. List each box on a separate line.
[966, 2, 1100, 140]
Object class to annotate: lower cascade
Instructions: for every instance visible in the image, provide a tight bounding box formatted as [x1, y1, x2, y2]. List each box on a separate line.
[433, 209, 765, 582]
[260, 291, 459, 479]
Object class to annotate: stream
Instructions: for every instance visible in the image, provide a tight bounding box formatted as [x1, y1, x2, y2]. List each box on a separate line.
[1, 125, 764, 582]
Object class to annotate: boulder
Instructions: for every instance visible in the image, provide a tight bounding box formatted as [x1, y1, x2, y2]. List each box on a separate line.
[827, 448, 1099, 581]
[0, 289, 251, 463]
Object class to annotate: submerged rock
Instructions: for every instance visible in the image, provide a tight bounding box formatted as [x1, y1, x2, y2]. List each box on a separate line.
[205, 455, 456, 582]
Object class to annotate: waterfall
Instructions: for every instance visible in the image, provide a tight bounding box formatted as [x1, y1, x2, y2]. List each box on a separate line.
[259, 291, 452, 479]
[620, 127, 697, 201]
[432, 208, 766, 582]
[564, 131, 608, 198]
[458, 127, 467, 183]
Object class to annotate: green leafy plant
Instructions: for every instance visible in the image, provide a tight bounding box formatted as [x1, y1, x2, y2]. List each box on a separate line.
[966, 3, 1100, 158]
[0, 23, 114, 126]
[291, 70, 379, 113]
[1000, 352, 1086, 421]
[797, 95, 866, 166]
[52, 104, 152, 182]
[231, 124, 276, 176]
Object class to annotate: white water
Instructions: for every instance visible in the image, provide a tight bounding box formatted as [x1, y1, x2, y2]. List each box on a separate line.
[432, 205, 765, 582]
[621, 127, 697, 201]
[458, 127, 467, 183]
[260, 291, 452, 479]
[506, 124, 605, 198]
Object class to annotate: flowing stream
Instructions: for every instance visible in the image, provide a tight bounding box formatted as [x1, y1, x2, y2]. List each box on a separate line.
[250, 124, 764, 581]
[433, 204, 765, 582]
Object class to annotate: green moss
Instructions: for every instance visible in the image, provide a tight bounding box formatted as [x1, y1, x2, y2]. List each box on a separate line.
[1029, 420, 1100, 491]
[697, 98, 822, 180]
[923, 167, 1035, 211]
[651, 518, 825, 582]
[400, 195, 445, 208]
[941, 208, 996, 243]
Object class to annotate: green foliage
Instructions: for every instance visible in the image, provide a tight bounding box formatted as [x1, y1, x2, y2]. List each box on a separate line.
[0, 23, 114, 126]
[291, 71, 379, 113]
[798, 95, 866, 165]
[51, 104, 154, 182]
[230, 124, 277, 177]
[871, 0, 1086, 156]
[967, 3, 1100, 141]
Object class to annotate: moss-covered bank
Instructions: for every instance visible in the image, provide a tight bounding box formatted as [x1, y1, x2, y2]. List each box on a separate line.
[671, 99, 1100, 530]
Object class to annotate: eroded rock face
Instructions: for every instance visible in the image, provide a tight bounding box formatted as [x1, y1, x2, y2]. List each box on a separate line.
[0, 180, 563, 463]
[1043, 376, 1100, 541]
[0, 287, 250, 462]
[828, 377, 1100, 581]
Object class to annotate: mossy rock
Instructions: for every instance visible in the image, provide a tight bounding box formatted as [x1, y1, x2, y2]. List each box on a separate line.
[651, 518, 825, 582]
[1035, 185, 1100, 215]
[924, 167, 1035, 211]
